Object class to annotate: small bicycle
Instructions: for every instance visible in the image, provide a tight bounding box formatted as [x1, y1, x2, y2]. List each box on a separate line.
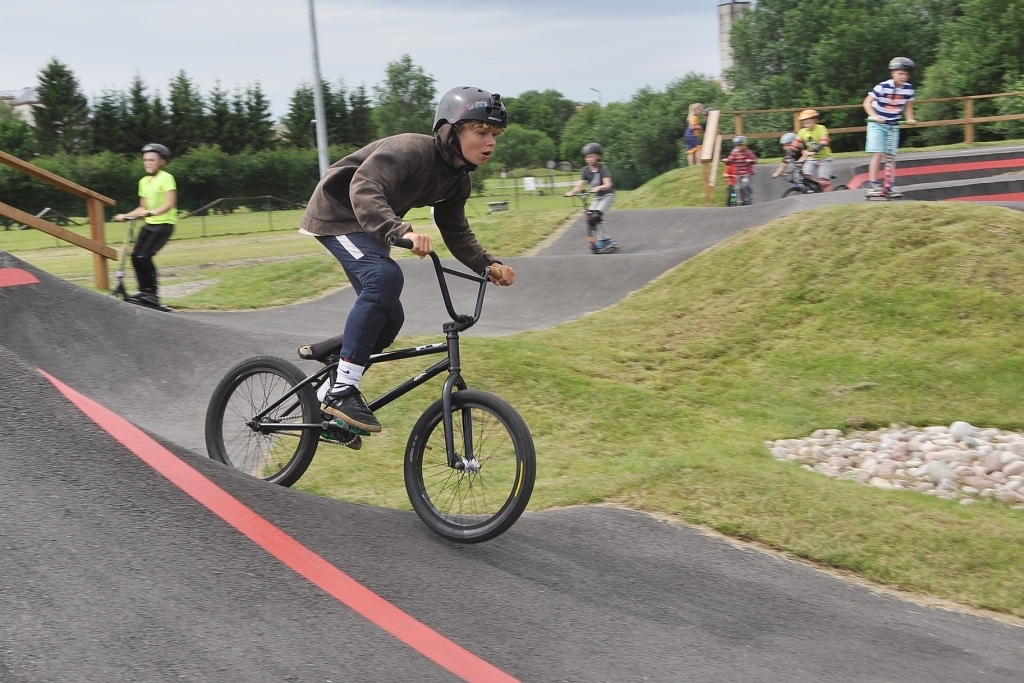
[780, 161, 846, 197]
[866, 118, 904, 201]
[204, 236, 536, 543]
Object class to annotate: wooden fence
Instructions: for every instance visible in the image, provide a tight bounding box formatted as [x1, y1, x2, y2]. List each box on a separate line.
[723, 91, 1024, 144]
[0, 150, 116, 290]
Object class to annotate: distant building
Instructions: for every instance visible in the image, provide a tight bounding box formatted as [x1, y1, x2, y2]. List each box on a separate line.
[0, 87, 39, 126]
[718, 1, 751, 75]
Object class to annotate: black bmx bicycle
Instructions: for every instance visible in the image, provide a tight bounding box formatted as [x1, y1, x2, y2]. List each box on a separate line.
[203, 237, 536, 543]
[781, 160, 846, 197]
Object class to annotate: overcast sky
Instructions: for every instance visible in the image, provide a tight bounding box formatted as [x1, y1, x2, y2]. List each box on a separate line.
[4, 0, 723, 117]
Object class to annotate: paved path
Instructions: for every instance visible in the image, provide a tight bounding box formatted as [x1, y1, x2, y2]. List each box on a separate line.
[2, 176, 1024, 681]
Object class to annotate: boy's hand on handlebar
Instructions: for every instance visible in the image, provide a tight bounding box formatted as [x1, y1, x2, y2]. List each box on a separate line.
[488, 263, 516, 286]
[406, 232, 433, 258]
[564, 190, 577, 197]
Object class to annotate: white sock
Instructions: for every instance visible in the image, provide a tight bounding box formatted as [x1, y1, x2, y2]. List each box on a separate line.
[331, 360, 364, 392]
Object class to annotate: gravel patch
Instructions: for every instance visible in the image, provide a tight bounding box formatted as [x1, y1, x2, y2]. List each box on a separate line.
[767, 421, 1024, 507]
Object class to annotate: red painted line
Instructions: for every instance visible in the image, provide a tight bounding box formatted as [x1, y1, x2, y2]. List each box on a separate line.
[945, 192, 1024, 202]
[846, 156, 1024, 189]
[0, 268, 40, 288]
[36, 369, 519, 683]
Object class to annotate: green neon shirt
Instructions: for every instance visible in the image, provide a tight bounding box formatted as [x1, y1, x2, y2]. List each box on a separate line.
[138, 170, 177, 225]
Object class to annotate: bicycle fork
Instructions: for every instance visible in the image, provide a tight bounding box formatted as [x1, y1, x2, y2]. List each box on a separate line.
[441, 328, 473, 470]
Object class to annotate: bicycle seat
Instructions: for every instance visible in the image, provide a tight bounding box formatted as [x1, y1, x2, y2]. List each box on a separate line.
[298, 333, 344, 363]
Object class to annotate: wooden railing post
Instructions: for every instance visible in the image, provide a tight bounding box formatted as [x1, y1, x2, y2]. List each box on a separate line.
[86, 197, 110, 291]
[964, 97, 975, 145]
[733, 114, 743, 136]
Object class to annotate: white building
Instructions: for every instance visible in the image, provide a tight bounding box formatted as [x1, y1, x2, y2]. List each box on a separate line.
[0, 87, 39, 126]
[718, 1, 751, 75]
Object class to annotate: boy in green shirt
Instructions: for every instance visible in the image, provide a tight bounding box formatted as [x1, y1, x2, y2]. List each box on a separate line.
[795, 109, 833, 191]
[114, 143, 177, 308]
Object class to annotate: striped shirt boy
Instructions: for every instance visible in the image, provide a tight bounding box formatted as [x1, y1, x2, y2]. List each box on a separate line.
[869, 79, 915, 123]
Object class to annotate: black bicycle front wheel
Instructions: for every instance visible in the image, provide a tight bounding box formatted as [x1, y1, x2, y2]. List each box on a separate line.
[404, 390, 536, 543]
[205, 355, 320, 487]
[782, 187, 802, 198]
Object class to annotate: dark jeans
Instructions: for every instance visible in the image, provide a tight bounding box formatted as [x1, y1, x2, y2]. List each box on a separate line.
[319, 232, 405, 367]
[132, 223, 174, 294]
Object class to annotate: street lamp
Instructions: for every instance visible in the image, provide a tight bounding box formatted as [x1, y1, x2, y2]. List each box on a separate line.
[589, 87, 603, 108]
[307, 0, 330, 176]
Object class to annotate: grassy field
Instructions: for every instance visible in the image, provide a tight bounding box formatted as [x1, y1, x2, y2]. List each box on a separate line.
[0, 193, 579, 309]
[299, 201, 1024, 619]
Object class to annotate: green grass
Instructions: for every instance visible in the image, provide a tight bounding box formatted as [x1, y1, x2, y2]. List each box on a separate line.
[300, 201, 1024, 618]
[0, 193, 578, 309]
[616, 165, 728, 209]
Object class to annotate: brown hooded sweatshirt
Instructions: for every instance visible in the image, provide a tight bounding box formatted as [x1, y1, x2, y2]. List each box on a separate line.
[299, 124, 497, 274]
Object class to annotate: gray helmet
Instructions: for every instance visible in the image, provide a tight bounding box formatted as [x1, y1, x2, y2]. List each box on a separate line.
[732, 135, 748, 146]
[581, 142, 603, 156]
[779, 132, 797, 145]
[433, 86, 507, 131]
[888, 57, 916, 73]
[141, 143, 171, 160]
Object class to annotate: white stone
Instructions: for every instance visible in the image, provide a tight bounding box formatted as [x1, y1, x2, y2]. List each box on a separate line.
[950, 421, 976, 439]
[960, 498, 977, 505]
[1004, 461, 1024, 477]
[870, 477, 894, 489]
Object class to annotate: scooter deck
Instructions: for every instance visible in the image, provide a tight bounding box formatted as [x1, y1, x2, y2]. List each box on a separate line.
[124, 296, 173, 313]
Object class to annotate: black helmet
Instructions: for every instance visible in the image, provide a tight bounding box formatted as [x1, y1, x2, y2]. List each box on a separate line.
[141, 143, 171, 160]
[433, 86, 507, 132]
[582, 142, 603, 156]
[888, 57, 915, 73]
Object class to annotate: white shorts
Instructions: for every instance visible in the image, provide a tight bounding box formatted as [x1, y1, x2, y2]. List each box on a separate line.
[802, 157, 833, 180]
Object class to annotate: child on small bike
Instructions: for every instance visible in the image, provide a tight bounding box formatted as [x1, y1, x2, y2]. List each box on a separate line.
[725, 136, 758, 205]
[770, 131, 805, 181]
[299, 86, 516, 436]
[795, 109, 833, 191]
[565, 142, 617, 254]
[863, 57, 917, 198]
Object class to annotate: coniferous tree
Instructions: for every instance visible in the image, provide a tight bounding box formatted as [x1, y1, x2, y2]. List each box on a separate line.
[326, 79, 352, 147]
[90, 88, 132, 154]
[167, 70, 207, 154]
[206, 81, 232, 148]
[284, 82, 317, 148]
[150, 91, 169, 146]
[349, 84, 376, 146]
[220, 88, 248, 154]
[33, 58, 90, 154]
[126, 74, 154, 148]
[245, 82, 275, 151]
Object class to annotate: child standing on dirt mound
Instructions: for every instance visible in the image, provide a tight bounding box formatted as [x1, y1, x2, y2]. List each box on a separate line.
[863, 57, 917, 198]
[565, 143, 617, 254]
[113, 143, 177, 309]
[298, 86, 516, 441]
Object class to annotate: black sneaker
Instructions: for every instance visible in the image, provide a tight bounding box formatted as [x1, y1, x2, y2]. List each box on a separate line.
[321, 385, 381, 433]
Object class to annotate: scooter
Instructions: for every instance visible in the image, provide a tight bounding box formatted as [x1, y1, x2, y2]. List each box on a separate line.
[110, 218, 173, 312]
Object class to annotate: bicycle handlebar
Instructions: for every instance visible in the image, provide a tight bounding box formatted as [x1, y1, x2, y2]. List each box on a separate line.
[388, 234, 490, 328]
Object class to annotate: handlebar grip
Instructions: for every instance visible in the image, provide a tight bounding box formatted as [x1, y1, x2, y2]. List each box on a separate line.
[389, 235, 414, 249]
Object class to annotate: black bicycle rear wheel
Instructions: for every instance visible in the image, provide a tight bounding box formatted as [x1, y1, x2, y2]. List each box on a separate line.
[205, 355, 320, 487]
[404, 390, 535, 543]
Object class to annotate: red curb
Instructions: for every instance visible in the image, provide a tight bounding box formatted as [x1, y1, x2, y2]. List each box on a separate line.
[0, 268, 40, 288]
[36, 368, 519, 683]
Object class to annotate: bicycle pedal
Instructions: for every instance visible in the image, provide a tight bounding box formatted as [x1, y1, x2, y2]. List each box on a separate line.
[333, 419, 372, 436]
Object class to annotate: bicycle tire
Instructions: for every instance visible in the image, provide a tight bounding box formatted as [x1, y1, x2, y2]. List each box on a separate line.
[782, 187, 802, 198]
[205, 355, 320, 487]
[834, 184, 848, 191]
[404, 390, 535, 543]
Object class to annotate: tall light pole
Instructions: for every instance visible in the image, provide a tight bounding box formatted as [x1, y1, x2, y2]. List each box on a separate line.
[308, 0, 330, 176]
[589, 87, 603, 108]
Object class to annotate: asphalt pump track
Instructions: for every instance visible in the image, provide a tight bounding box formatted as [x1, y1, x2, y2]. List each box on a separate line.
[3, 166, 1024, 681]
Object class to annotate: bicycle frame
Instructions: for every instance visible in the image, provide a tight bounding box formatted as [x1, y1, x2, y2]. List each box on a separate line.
[246, 247, 491, 469]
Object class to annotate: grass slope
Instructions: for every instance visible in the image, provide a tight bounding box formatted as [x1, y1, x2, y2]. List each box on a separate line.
[300, 202, 1024, 617]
